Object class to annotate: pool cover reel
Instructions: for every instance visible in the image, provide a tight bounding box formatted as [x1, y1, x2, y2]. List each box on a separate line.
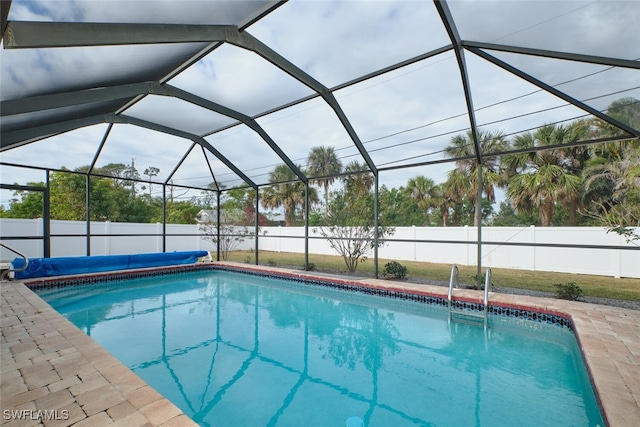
[11, 251, 208, 279]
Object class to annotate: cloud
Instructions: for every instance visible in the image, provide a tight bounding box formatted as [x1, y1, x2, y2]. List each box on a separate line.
[248, 0, 450, 87]
[3, 0, 637, 198]
[168, 44, 314, 117]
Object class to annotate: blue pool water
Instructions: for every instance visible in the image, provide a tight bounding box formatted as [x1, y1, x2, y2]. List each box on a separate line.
[37, 269, 604, 427]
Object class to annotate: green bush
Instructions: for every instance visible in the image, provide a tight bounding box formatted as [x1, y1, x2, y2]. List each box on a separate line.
[555, 282, 584, 300]
[267, 259, 277, 266]
[383, 261, 408, 279]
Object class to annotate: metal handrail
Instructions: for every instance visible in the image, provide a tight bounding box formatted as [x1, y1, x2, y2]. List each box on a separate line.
[0, 243, 29, 281]
[483, 267, 492, 314]
[447, 264, 459, 309]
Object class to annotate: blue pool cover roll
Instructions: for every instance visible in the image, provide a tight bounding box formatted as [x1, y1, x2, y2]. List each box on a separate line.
[12, 251, 208, 279]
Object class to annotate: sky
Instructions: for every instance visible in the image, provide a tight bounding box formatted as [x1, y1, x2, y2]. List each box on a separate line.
[1, 0, 639, 209]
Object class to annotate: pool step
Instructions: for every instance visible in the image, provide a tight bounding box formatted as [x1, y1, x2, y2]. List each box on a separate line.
[449, 308, 488, 327]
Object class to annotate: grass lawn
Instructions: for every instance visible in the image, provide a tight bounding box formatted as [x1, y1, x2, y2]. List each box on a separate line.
[224, 250, 640, 302]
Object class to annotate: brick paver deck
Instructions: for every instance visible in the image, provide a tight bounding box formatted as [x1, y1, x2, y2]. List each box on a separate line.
[2, 263, 639, 426]
[1, 280, 197, 427]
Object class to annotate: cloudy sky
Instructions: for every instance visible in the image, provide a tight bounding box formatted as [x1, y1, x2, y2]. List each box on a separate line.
[1, 0, 638, 208]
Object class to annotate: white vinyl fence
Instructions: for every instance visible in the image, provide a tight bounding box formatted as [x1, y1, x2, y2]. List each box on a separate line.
[1, 219, 638, 278]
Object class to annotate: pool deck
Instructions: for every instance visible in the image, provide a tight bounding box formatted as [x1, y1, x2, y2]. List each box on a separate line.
[2, 262, 639, 426]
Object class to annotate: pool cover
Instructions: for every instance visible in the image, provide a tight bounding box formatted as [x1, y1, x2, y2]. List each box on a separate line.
[12, 251, 208, 279]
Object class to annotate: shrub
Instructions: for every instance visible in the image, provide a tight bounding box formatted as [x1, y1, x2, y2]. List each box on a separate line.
[267, 259, 276, 266]
[306, 262, 316, 271]
[555, 282, 584, 300]
[383, 261, 408, 279]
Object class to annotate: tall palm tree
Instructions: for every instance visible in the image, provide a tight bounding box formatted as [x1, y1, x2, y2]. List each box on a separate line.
[444, 129, 508, 226]
[342, 161, 374, 198]
[555, 120, 591, 224]
[590, 97, 640, 139]
[307, 146, 342, 216]
[261, 164, 306, 226]
[502, 124, 585, 226]
[434, 183, 452, 226]
[404, 176, 436, 212]
[403, 175, 451, 225]
[583, 143, 640, 226]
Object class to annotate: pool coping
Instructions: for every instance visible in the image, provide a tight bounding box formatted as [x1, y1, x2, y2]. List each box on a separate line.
[1, 261, 638, 426]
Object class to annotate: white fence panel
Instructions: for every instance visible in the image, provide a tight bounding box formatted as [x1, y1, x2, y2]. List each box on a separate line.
[1, 219, 638, 278]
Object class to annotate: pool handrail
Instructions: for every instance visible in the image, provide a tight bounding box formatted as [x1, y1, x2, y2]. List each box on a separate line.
[448, 264, 491, 328]
[0, 243, 29, 281]
[484, 267, 492, 313]
[447, 263, 459, 309]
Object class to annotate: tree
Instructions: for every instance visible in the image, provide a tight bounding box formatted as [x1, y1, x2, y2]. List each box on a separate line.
[0, 184, 45, 218]
[143, 166, 160, 198]
[162, 201, 201, 224]
[433, 183, 453, 226]
[490, 201, 537, 226]
[199, 208, 256, 260]
[307, 146, 342, 216]
[342, 161, 374, 198]
[96, 162, 140, 195]
[502, 124, 586, 226]
[1, 166, 164, 222]
[379, 185, 425, 226]
[582, 143, 640, 229]
[402, 175, 450, 225]
[404, 176, 436, 213]
[221, 187, 268, 226]
[313, 165, 394, 273]
[313, 190, 394, 273]
[49, 169, 87, 220]
[444, 129, 508, 226]
[590, 97, 640, 139]
[261, 164, 317, 226]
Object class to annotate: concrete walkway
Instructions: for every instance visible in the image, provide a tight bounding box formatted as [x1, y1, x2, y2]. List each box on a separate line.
[2, 263, 639, 426]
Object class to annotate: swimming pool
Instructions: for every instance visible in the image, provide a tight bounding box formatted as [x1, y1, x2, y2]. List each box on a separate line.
[35, 267, 604, 427]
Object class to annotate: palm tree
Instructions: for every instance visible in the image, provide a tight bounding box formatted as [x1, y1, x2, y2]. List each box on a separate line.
[404, 176, 436, 212]
[261, 165, 304, 226]
[590, 97, 640, 139]
[434, 183, 452, 226]
[583, 143, 640, 227]
[403, 175, 451, 225]
[307, 146, 342, 216]
[555, 120, 591, 224]
[502, 124, 585, 226]
[444, 129, 508, 226]
[342, 161, 374, 198]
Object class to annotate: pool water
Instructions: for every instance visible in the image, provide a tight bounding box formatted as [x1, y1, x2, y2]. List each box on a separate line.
[38, 270, 604, 427]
